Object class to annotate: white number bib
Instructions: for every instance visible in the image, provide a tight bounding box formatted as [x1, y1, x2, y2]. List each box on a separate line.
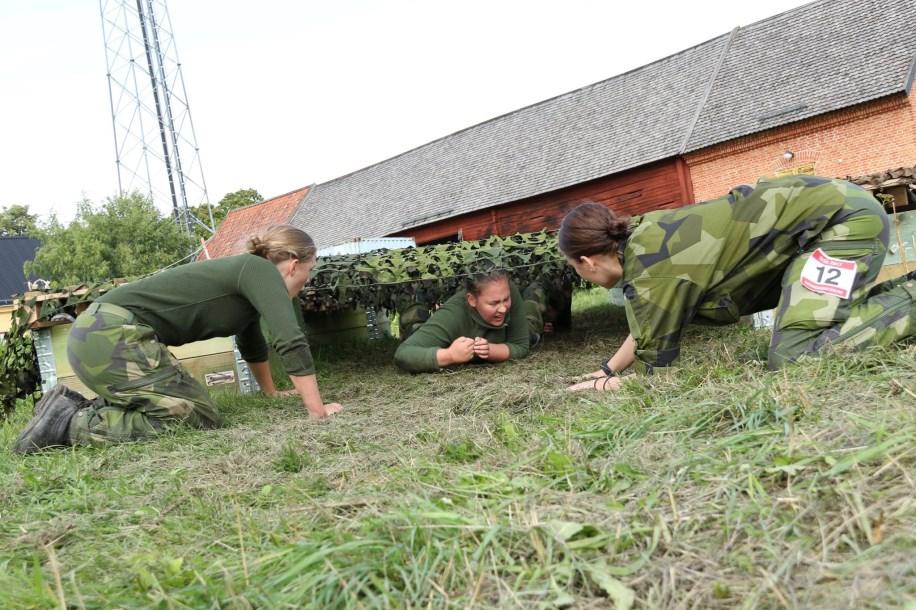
[799, 248, 857, 299]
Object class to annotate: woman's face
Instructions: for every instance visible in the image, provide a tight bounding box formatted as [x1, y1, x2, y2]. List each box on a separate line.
[566, 254, 620, 289]
[466, 277, 511, 326]
[282, 257, 316, 297]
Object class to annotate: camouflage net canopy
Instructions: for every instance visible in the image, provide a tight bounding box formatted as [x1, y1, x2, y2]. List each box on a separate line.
[0, 232, 574, 411]
[302, 231, 578, 312]
[0, 281, 131, 413]
[11, 231, 574, 323]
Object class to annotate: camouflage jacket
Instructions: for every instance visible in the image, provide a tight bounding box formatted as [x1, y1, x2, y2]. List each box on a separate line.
[621, 175, 882, 373]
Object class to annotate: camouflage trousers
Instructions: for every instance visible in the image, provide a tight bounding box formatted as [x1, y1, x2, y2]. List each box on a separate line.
[768, 201, 916, 369]
[66, 302, 223, 446]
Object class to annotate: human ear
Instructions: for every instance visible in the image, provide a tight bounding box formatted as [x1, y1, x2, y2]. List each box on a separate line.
[579, 255, 597, 270]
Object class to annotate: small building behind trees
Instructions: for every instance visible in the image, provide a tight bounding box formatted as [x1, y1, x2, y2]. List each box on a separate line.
[0, 236, 40, 338]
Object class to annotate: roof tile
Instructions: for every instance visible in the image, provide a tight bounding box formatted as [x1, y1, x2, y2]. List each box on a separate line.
[205, 186, 310, 258]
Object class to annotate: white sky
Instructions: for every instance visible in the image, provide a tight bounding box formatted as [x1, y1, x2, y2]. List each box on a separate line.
[0, 0, 812, 223]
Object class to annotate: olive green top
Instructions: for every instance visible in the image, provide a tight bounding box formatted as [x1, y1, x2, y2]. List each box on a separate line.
[98, 254, 315, 375]
[394, 283, 530, 373]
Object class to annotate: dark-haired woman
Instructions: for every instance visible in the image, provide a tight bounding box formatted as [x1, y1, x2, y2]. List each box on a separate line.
[559, 175, 915, 392]
[393, 270, 541, 373]
[15, 225, 343, 453]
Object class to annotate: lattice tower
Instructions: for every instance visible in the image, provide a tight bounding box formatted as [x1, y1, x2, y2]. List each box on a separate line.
[100, 0, 213, 235]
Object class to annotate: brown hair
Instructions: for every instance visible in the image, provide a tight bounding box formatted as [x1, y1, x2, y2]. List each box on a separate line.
[465, 268, 509, 296]
[246, 225, 317, 264]
[558, 203, 630, 259]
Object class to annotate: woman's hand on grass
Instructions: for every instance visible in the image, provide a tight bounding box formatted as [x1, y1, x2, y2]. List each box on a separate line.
[309, 402, 343, 419]
[566, 375, 623, 392]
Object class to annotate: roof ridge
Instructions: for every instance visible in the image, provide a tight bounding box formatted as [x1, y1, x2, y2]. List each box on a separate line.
[312, 2, 835, 190]
[680, 26, 740, 154]
[290, 183, 316, 223]
[313, 32, 732, 189]
[903, 51, 916, 92]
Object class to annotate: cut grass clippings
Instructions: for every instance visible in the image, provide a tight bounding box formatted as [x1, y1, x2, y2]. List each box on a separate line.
[1, 288, 914, 608]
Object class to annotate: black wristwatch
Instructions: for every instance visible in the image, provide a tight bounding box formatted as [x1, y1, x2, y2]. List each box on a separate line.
[599, 359, 617, 377]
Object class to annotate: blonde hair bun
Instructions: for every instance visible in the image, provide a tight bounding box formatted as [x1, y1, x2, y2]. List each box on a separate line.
[246, 225, 316, 263]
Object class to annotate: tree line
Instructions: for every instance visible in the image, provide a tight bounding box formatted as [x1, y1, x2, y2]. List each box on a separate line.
[0, 189, 262, 287]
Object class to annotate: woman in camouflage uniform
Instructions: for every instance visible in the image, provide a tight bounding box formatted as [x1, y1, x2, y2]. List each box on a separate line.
[14, 225, 342, 453]
[559, 175, 916, 392]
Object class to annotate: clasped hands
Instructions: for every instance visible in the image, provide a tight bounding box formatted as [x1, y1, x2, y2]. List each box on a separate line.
[447, 336, 492, 363]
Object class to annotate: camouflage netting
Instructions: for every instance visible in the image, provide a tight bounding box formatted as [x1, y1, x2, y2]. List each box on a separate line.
[10, 232, 574, 322]
[1, 232, 576, 412]
[302, 231, 578, 312]
[846, 164, 916, 188]
[0, 282, 128, 413]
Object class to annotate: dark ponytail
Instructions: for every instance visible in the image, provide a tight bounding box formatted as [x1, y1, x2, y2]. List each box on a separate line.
[558, 203, 630, 259]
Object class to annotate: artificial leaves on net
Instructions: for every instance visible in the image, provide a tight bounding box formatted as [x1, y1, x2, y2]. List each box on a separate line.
[0, 231, 577, 410]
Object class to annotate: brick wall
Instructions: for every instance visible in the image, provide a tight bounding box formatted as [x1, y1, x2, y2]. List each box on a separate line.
[685, 93, 916, 201]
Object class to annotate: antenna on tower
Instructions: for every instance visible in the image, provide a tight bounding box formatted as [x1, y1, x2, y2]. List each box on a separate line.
[99, 0, 214, 235]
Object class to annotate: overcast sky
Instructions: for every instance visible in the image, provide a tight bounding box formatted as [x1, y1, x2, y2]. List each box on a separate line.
[1, 0, 812, 223]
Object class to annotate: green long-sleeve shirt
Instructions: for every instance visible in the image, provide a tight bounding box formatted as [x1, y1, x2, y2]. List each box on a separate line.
[394, 283, 530, 373]
[621, 175, 885, 373]
[97, 254, 315, 375]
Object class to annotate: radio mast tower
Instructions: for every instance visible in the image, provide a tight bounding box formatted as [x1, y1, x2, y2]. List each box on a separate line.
[99, 0, 213, 235]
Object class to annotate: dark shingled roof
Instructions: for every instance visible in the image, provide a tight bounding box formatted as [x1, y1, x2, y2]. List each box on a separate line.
[294, 36, 729, 249]
[0, 237, 40, 304]
[684, 0, 916, 151]
[292, 0, 916, 249]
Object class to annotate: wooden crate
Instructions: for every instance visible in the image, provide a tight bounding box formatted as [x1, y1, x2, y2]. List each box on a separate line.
[46, 323, 240, 396]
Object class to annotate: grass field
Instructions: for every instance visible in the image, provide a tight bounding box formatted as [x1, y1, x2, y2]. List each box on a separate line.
[1, 288, 914, 609]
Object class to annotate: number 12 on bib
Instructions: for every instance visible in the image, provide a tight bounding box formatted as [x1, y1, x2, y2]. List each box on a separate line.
[800, 248, 858, 299]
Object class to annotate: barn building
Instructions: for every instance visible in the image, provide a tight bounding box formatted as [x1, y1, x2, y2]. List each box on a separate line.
[280, 0, 915, 249]
[205, 0, 914, 258]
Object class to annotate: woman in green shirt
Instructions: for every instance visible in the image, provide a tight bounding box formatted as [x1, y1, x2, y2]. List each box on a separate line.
[394, 270, 536, 373]
[15, 225, 342, 453]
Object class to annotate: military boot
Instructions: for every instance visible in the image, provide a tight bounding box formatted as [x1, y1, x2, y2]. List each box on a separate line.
[13, 384, 85, 454]
[30, 384, 86, 420]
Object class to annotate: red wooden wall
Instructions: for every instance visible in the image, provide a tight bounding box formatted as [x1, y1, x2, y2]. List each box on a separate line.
[390, 157, 694, 245]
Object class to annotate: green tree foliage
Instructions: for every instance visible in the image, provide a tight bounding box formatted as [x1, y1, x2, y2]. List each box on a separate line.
[0, 204, 38, 236]
[0, 306, 38, 414]
[26, 193, 196, 285]
[191, 188, 263, 240]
